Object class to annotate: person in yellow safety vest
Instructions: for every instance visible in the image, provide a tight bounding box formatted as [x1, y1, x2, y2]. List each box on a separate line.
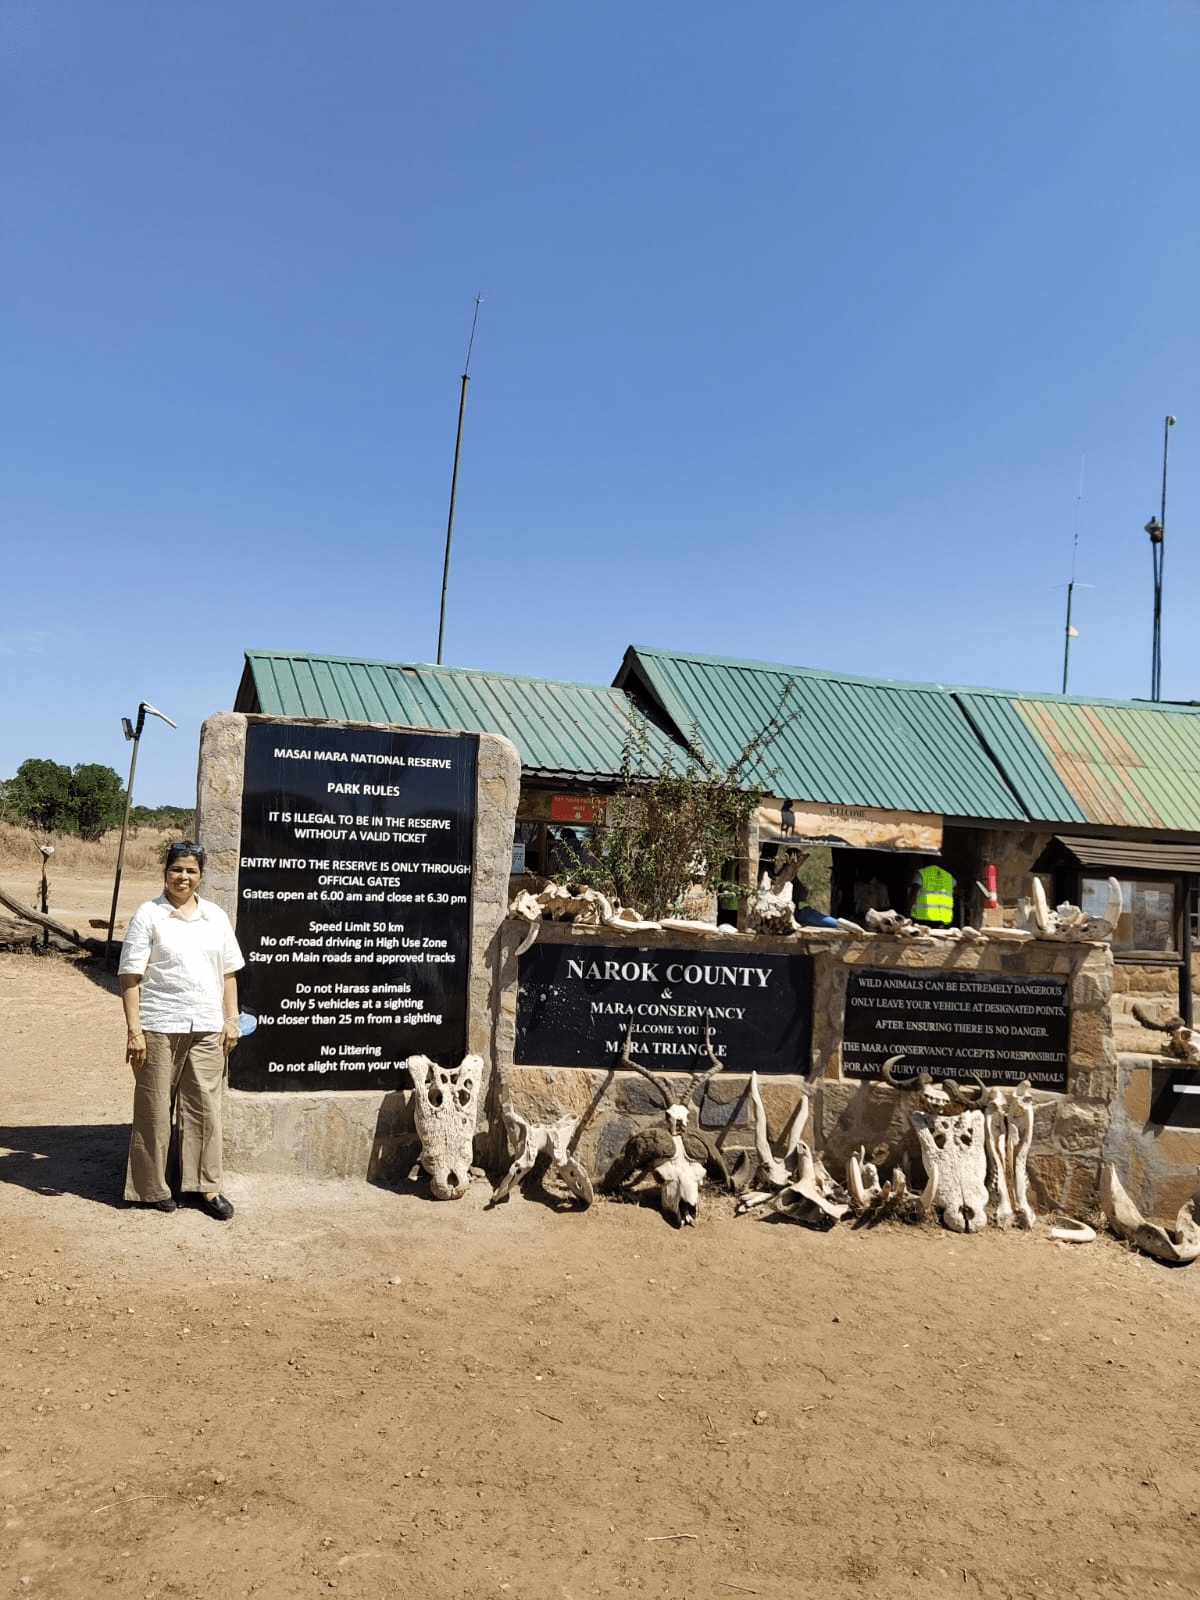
[909, 862, 955, 925]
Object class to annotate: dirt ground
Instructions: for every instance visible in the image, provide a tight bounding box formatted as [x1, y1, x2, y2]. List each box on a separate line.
[4, 881, 1200, 1598]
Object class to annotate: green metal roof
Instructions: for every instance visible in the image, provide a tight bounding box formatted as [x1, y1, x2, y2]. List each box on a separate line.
[954, 688, 1200, 830]
[616, 646, 1028, 821]
[238, 651, 682, 785]
[238, 646, 1200, 833]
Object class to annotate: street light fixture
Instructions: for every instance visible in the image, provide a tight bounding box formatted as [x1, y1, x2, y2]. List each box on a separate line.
[1148, 415, 1177, 702]
[105, 701, 177, 962]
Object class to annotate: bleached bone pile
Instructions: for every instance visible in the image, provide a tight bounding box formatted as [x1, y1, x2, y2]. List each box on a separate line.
[1015, 876, 1122, 942]
[508, 885, 736, 949]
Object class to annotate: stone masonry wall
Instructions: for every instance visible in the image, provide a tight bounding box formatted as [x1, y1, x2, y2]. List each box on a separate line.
[195, 718, 1193, 1219]
[498, 921, 1118, 1217]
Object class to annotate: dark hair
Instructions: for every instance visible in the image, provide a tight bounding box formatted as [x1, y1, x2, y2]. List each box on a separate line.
[164, 840, 206, 874]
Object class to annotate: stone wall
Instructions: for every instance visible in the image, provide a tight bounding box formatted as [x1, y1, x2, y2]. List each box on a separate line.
[195, 712, 519, 1182]
[496, 920, 1118, 1217]
[1104, 1055, 1200, 1221]
[196, 719, 1197, 1220]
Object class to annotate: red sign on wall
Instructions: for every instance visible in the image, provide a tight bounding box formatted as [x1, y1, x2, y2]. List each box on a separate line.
[550, 796, 602, 823]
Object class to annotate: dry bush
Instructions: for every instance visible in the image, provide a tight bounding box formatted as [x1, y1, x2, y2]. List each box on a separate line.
[0, 821, 182, 876]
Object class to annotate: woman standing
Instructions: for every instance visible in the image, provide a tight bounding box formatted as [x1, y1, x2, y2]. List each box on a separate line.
[119, 841, 244, 1219]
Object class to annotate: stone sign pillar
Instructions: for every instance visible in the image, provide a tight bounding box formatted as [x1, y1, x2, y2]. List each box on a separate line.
[196, 713, 518, 1179]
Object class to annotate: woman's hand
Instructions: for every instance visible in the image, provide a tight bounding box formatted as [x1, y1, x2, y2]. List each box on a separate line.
[221, 1017, 240, 1056]
[126, 1030, 147, 1071]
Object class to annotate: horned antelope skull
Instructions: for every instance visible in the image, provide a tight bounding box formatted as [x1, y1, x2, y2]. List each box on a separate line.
[734, 1073, 850, 1225]
[602, 1019, 731, 1226]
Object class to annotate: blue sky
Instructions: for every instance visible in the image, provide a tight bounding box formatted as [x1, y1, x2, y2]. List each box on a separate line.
[3, 1, 1198, 804]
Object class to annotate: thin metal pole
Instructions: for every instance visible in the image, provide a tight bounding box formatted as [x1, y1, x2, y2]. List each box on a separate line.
[435, 296, 483, 666]
[105, 708, 145, 964]
[1061, 456, 1085, 696]
[1151, 414, 1176, 702]
[437, 372, 469, 665]
[1061, 581, 1075, 694]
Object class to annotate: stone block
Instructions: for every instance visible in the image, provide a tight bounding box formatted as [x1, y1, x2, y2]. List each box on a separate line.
[223, 1088, 417, 1181]
[1071, 969, 1110, 1010]
[1069, 1008, 1110, 1068]
[1050, 1101, 1108, 1153]
[819, 1080, 914, 1178]
[1070, 1065, 1117, 1103]
[196, 712, 248, 919]
[1025, 1150, 1102, 1215]
[697, 1075, 753, 1130]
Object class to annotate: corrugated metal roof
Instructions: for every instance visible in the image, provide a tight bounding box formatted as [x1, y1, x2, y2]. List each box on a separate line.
[240, 647, 1200, 833]
[617, 647, 1028, 821]
[1049, 835, 1200, 873]
[239, 651, 682, 784]
[954, 688, 1200, 830]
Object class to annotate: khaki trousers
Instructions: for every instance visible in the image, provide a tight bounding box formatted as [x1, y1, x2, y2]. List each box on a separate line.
[125, 1031, 225, 1202]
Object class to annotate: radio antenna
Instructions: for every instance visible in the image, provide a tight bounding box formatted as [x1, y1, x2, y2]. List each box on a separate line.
[1061, 455, 1090, 693]
[436, 295, 483, 665]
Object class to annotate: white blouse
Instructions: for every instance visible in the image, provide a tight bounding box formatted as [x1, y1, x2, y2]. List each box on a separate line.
[119, 895, 245, 1032]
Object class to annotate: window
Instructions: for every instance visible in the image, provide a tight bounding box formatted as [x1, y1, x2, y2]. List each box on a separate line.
[511, 821, 597, 879]
[1081, 875, 1177, 956]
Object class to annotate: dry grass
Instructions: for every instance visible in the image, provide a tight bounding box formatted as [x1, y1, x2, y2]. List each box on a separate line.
[0, 820, 184, 875]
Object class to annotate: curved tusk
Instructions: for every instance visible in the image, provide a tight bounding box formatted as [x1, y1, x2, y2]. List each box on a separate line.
[918, 1161, 938, 1219]
[748, 1071, 772, 1166]
[783, 1089, 810, 1163]
[1050, 1218, 1096, 1243]
[847, 1147, 869, 1209]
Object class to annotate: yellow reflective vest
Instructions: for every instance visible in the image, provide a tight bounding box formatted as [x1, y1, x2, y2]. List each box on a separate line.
[911, 864, 954, 924]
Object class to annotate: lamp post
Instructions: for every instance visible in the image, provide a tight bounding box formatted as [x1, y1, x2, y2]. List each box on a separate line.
[1147, 414, 1177, 702]
[105, 701, 176, 963]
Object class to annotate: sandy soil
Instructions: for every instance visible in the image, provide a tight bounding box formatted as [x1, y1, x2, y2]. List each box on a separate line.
[0, 865, 164, 946]
[4, 922, 1200, 1596]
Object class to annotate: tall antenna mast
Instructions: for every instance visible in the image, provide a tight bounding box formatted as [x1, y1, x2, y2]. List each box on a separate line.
[1147, 414, 1177, 702]
[1061, 456, 1088, 694]
[436, 295, 483, 665]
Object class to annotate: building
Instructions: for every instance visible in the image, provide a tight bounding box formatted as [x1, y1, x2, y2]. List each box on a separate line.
[238, 644, 1200, 1021]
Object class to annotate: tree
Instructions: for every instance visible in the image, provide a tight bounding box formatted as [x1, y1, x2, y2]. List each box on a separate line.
[131, 803, 195, 831]
[4, 758, 74, 833]
[2, 758, 127, 838]
[70, 763, 127, 841]
[549, 693, 795, 920]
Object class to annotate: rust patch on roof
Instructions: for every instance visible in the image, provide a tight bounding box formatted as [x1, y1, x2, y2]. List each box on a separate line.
[1016, 701, 1164, 828]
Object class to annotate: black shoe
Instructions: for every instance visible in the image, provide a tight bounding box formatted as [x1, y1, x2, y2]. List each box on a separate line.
[199, 1193, 234, 1221]
[146, 1197, 177, 1213]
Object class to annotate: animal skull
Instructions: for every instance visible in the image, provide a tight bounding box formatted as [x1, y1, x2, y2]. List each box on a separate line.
[911, 1108, 989, 1233]
[490, 1106, 594, 1208]
[406, 1053, 482, 1200]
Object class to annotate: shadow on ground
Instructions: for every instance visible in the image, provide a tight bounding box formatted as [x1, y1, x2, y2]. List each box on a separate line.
[0, 1123, 128, 1207]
